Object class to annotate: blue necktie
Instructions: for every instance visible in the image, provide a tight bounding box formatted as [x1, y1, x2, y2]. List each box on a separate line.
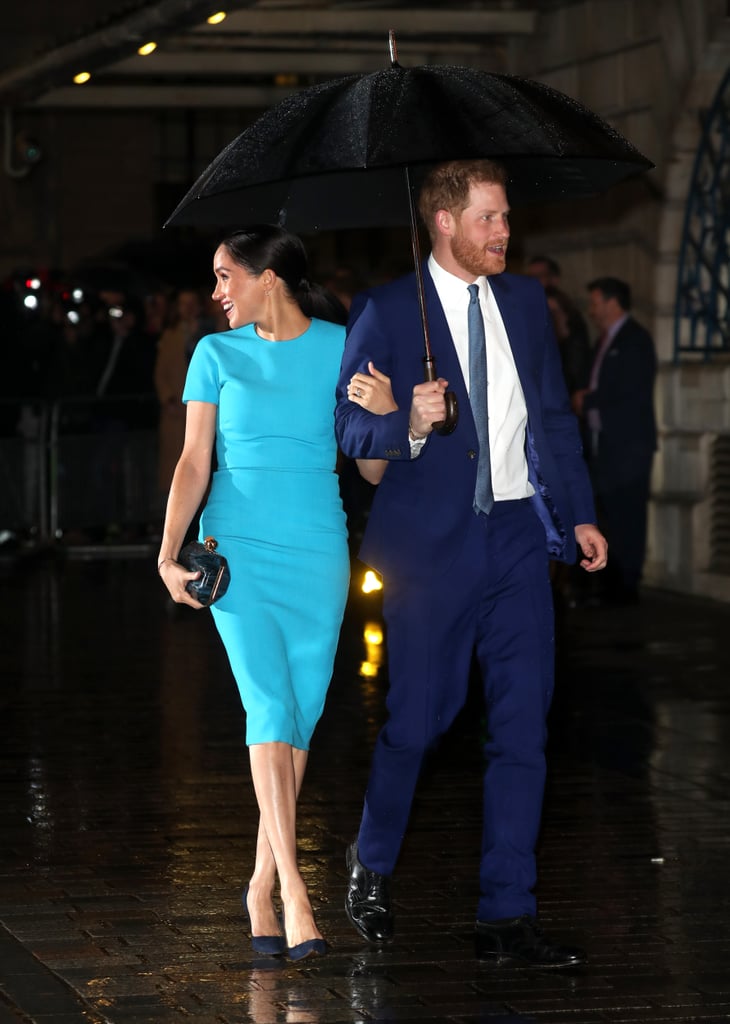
[467, 283, 494, 515]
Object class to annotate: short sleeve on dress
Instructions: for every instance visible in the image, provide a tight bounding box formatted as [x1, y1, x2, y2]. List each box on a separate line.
[182, 334, 220, 405]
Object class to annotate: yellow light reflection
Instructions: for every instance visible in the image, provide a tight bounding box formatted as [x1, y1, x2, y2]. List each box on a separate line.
[364, 624, 383, 646]
[361, 569, 383, 595]
[207, 11, 227, 24]
[137, 41, 157, 56]
[73, 72, 91, 85]
[360, 620, 384, 679]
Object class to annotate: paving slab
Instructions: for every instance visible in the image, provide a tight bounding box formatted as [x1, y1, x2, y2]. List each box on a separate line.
[1, 553, 729, 1022]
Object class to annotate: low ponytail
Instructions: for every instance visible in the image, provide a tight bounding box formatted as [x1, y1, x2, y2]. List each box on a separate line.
[296, 280, 348, 325]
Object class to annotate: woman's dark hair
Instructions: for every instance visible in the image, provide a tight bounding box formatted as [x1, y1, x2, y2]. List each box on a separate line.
[544, 284, 578, 319]
[219, 224, 348, 325]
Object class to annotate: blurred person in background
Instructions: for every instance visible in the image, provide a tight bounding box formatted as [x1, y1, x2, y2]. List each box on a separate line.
[93, 292, 155, 400]
[543, 285, 592, 409]
[527, 255, 590, 379]
[574, 277, 657, 605]
[154, 287, 216, 496]
[87, 293, 156, 541]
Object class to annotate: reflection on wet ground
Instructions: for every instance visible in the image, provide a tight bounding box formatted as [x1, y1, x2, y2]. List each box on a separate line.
[1, 554, 730, 1022]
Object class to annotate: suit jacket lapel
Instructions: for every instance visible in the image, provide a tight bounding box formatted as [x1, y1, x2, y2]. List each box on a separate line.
[488, 273, 540, 411]
[422, 263, 469, 404]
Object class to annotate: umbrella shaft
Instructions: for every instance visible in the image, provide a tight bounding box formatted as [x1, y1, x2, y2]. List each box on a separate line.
[405, 166, 434, 366]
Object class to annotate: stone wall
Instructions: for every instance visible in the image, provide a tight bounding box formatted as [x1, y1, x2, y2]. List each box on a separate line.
[647, 11, 730, 601]
[514, 0, 730, 601]
[512, 0, 722, 324]
[648, 364, 730, 600]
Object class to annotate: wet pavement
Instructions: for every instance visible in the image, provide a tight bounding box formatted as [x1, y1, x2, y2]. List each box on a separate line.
[2, 550, 730, 1023]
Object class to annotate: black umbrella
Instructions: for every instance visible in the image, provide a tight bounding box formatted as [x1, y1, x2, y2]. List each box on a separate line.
[166, 35, 652, 228]
[166, 33, 653, 431]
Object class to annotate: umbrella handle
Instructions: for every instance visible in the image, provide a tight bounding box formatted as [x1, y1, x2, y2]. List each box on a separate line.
[424, 358, 458, 435]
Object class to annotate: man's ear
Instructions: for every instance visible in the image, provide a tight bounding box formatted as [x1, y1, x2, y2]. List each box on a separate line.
[434, 209, 455, 238]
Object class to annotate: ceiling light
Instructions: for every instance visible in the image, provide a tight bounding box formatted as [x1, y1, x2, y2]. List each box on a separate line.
[138, 41, 157, 56]
[207, 11, 227, 25]
[73, 72, 91, 85]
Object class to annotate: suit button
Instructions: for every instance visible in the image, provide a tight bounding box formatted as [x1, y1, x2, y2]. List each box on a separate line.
[467, 449, 477, 460]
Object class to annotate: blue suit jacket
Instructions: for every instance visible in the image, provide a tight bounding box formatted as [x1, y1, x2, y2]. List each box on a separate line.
[335, 265, 596, 581]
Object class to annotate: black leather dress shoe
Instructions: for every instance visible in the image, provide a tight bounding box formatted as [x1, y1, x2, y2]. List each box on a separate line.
[475, 915, 586, 968]
[345, 841, 394, 943]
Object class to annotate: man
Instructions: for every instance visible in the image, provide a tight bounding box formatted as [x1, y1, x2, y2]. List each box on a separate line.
[335, 159, 607, 967]
[94, 294, 156, 399]
[575, 277, 657, 604]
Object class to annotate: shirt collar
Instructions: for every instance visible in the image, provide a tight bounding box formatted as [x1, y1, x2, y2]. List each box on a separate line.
[428, 253, 490, 310]
[606, 312, 629, 342]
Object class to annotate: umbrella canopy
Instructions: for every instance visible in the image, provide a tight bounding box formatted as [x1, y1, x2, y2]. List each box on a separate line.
[165, 39, 653, 435]
[165, 58, 653, 231]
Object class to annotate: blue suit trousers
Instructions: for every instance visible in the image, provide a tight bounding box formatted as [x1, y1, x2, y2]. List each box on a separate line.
[357, 498, 556, 921]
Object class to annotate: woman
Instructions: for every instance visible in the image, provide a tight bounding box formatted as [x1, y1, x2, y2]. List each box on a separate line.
[157, 225, 349, 961]
[543, 284, 592, 410]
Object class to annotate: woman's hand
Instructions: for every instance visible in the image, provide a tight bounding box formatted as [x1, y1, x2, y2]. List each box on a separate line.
[157, 400, 216, 608]
[157, 558, 206, 608]
[346, 362, 395, 486]
[347, 361, 398, 415]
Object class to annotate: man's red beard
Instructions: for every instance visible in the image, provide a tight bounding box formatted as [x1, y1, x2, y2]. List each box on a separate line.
[450, 233, 507, 278]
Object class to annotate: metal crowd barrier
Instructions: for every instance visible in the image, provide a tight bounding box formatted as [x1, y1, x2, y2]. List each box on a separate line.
[0, 395, 160, 548]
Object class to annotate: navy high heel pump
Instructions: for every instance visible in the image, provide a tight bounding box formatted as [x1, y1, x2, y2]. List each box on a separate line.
[286, 936, 328, 961]
[281, 906, 328, 961]
[242, 886, 286, 956]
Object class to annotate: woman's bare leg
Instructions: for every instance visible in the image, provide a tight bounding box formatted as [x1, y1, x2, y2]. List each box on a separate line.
[248, 742, 321, 948]
[244, 744, 307, 936]
[245, 818, 280, 937]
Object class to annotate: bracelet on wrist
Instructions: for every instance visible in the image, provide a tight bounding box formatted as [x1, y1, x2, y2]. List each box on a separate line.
[157, 557, 174, 574]
[408, 422, 427, 442]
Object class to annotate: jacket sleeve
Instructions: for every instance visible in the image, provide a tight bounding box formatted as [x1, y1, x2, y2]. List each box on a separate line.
[536, 295, 597, 529]
[335, 290, 413, 461]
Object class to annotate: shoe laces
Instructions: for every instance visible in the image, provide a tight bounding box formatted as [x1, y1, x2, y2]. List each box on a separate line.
[362, 871, 389, 909]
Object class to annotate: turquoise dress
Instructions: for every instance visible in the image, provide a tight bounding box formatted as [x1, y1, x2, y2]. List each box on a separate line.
[182, 319, 349, 749]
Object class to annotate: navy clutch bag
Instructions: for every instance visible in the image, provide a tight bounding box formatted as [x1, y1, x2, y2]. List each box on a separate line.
[178, 536, 230, 606]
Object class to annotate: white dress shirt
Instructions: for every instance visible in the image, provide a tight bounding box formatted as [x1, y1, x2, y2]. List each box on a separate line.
[426, 254, 533, 501]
